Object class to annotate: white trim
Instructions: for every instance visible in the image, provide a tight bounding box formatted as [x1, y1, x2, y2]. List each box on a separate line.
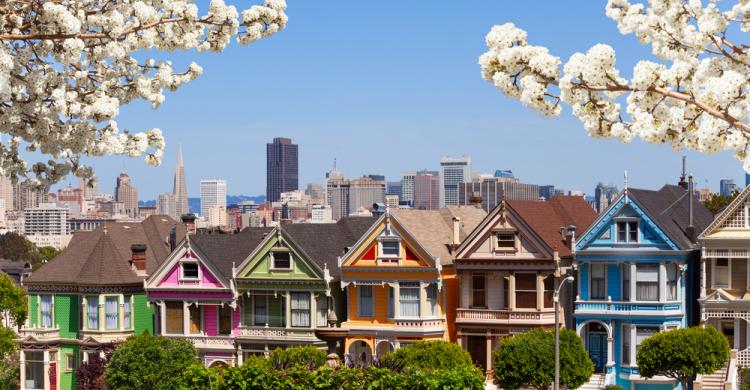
[712, 257, 731, 289]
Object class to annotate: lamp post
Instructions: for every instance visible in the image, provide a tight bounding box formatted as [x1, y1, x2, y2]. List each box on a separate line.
[554, 275, 575, 390]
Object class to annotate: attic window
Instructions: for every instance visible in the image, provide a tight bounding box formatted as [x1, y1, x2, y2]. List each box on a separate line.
[380, 241, 400, 257]
[616, 221, 639, 243]
[494, 231, 517, 252]
[181, 262, 199, 279]
[273, 252, 291, 269]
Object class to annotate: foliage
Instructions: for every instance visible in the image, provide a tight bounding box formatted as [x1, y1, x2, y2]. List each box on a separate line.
[183, 363, 224, 390]
[0, 352, 19, 390]
[76, 354, 107, 390]
[38, 247, 61, 262]
[379, 341, 475, 371]
[704, 190, 741, 214]
[637, 326, 730, 390]
[0, 232, 41, 263]
[104, 332, 197, 390]
[480, 1, 750, 172]
[0, 0, 288, 185]
[740, 368, 750, 390]
[493, 328, 593, 390]
[603, 385, 625, 390]
[0, 273, 26, 368]
[269, 345, 327, 370]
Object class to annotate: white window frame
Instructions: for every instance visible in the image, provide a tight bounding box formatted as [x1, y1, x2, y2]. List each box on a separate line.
[179, 260, 200, 281]
[290, 292, 311, 328]
[635, 264, 660, 302]
[377, 238, 401, 260]
[85, 295, 99, 330]
[40, 295, 53, 329]
[65, 352, 75, 371]
[493, 229, 518, 252]
[104, 295, 119, 330]
[123, 295, 132, 329]
[589, 263, 607, 300]
[615, 218, 639, 243]
[399, 282, 421, 318]
[712, 258, 731, 289]
[358, 285, 374, 317]
[270, 250, 293, 271]
[622, 323, 631, 366]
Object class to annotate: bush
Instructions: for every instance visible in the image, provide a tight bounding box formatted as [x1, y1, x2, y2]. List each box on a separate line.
[740, 368, 750, 390]
[268, 345, 326, 370]
[76, 354, 106, 390]
[379, 341, 475, 371]
[602, 385, 625, 390]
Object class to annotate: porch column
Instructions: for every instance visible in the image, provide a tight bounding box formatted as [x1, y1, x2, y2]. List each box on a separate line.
[658, 262, 666, 303]
[19, 351, 25, 390]
[183, 301, 190, 335]
[237, 345, 244, 366]
[700, 259, 707, 299]
[607, 320, 615, 366]
[629, 325, 637, 364]
[42, 350, 50, 390]
[285, 292, 291, 329]
[119, 294, 125, 331]
[159, 301, 166, 335]
[486, 332, 493, 373]
[508, 273, 516, 310]
[536, 273, 544, 310]
[457, 333, 464, 349]
[629, 263, 636, 303]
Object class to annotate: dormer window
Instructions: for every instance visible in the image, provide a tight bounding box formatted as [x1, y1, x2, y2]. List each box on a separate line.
[272, 252, 291, 269]
[493, 230, 517, 252]
[380, 240, 400, 257]
[616, 220, 639, 243]
[181, 262, 199, 280]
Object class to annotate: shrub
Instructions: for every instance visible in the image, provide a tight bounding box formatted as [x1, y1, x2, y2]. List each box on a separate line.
[602, 385, 625, 390]
[379, 341, 474, 371]
[76, 354, 106, 390]
[268, 345, 326, 370]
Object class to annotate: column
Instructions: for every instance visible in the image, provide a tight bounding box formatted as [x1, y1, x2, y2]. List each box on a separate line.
[607, 320, 615, 366]
[42, 350, 50, 390]
[285, 292, 291, 329]
[658, 262, 666, 303]
[457, 333, 464, 349]
[485, 332, 493, 373]
[19, 351, 25, 390]
[394, 283, 401, 318]
[536, 273, 544, 310]
[630, 325, 637, 364]
[119, 294, 125, 331]
[98, 295, 104, 331]
[183, 301, 190, 335]
[508, 273, 516, 310]
[629, 263, 637, 303]
[237, 345, 244, 366]
[159, 301, 166, 335]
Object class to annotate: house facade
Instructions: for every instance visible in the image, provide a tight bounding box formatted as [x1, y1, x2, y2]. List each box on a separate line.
[574, 185, 711, 389]
[699, 185, 750, 366]
[453, 196, 596, 375]
[338, 207, 484, 364]
[19, 216, 184, 390]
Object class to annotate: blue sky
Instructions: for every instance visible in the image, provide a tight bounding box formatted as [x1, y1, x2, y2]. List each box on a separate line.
[57, 1, 743, 199]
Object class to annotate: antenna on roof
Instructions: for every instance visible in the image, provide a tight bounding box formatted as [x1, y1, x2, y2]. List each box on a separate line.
[678, 156, 688, 189]
[623, 170, 629, 195]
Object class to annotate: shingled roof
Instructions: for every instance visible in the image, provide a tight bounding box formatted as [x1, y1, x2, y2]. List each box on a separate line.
[25, 216, 185, 287]
[188, 227, 274, 280]
[506, 196, 597, 257]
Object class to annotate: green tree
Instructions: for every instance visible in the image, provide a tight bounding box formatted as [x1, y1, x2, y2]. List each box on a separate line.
[0, 273, 26, 390]
[104, 333, 197, 390]
[493, 328, 593, 390]
[0, 233, 40, 263]
[637, 326, 730, 390]
[704, 190, 741, 215]
[379, 341, 476, 371]
[268, 345, 327, 370]
[38, 247, 61, 262]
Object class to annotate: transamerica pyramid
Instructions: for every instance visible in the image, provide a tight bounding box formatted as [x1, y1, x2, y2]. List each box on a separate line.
[173, 143, 189, 218]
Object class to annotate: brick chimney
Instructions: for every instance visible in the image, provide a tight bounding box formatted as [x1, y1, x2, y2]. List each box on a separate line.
[181, 213, 197, 234]
[130, 244, 147, 275]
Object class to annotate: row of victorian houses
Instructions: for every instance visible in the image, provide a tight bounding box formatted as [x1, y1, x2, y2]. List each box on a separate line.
[17, 177, 750, 390]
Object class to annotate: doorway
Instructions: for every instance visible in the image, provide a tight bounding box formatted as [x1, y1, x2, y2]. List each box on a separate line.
[467, 336, 487, 370]
[586, 322, 608, 373]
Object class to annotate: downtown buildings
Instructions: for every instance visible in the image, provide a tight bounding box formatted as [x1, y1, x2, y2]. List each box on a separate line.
[200, 179, 227, 225]
[114, 173, 138, 218]
[266, 137, 299, 203]
[439, 155, 471, 207]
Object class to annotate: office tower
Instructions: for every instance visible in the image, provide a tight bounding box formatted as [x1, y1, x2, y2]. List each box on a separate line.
[24, 202, 70, 248]
[207, 205, 227, 227]
[325, 163, 349, 221]
[400, 171, 416, 206]
[77, 175, 98, 201]
[56, 184, 84, 216]
[349, 176, 386, 214]
[0, 172, 14, 211]
[157, 193, 177, 218]
[173, 144, 189, 218]
[594, 182, 620, 213]
[386, 181, 402, 197]
[385, 194, 399, 209]
[200, 179, 227, 217]
[720, 179, 738, 197]
[114, 172, 138, 217]
[15, 181, 49, 211]
[539, 185, 556, 200]
[459, 178, 540, 212]
[414, 170, 440, 210]
[266, 137, 299, 202]
[305, 183, 325, 204]
[310, 204, 333, 223]
[439, 155, 471, 207]
[237, 200, 258, 214]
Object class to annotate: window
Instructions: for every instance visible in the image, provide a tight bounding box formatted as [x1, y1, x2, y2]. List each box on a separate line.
[165, 301, 184, 334]
[254, 296, 267, 326]
[427, 283, 438, 317]
[123, 296, 132, 329]
[622, 325, 631, 366]
[86, 296, 98, 330]
[616, 221, 639, 243]
[387, 286, 395, 318]
[105, 296, 119, 330]
[219, 305, 232, 335]
[622, 264, 630, 301]
[291, 292, 311, 327]
[472, 273, 486, 308]
[40, 295, 52, 328]
[715, 258, 729, 288]
[590, 264, 606, 300]
[380, 240, 400, 257]
[65, 353, 75, 371]
[636, 264, 659, 301]
[515, 273, 537, 309]
[543, 275, 554, 308]
[495, 231, 516, 251]
[667, 263, 678, 300]
[24, 351, 44, 390]
[189, 304, 202, 334]
[181, 262, 199, 279]
[636, 327, 659, 354]
[399, 282, 420, 318]
[316, 295, 328, 327]
[273, 252, 291, 269]
[502, 275, 509, 309]
[358, 286, 374, 317]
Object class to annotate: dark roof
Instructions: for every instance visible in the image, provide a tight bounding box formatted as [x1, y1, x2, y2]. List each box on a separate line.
[188, 227, 274, 279]
[506, 196, 597, 257]
[628, 185, 713, 250]
[281, 216, 377, 279]
[25, 216, 185, 286]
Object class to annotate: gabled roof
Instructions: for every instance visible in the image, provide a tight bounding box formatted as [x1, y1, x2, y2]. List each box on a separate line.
[187, 228, 273, 280]
[25, 216, 185, 286]
[699, 184, 750, 239]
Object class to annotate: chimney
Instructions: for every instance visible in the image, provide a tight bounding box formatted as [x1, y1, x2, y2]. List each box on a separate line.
[181, 213, 197, 234]
[678, 156, 688, 189]
[470, 192, 483, 209]
[452, 217, 461, 246]
[130, 244, 147, 275]
[564, 225, 577, 250]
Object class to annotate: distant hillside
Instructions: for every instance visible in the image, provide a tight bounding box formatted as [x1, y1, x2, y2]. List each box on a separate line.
[139, 195, 266, 215]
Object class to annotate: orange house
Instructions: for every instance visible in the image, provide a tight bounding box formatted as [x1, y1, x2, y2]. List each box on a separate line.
[338, 207, 485, 364]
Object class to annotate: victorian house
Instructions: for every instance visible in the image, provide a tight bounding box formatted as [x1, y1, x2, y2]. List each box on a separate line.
[338, 207, 485, 364]
[574, 185, 711, 389]
[19, 216, 185, 390]
[699, 184, 750, 366]
[453, 196, 596, 375]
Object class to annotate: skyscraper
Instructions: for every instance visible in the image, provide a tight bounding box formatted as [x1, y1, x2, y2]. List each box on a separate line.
[594, 182, 619, 213]
[157, 193, 177, 218]
[200, 179, 227, 217]
[400, 171, 416, 206]
[0, 172, 14, 211]
[439, 155, 471, 207]
[414, 170, 440, 210]
[173, 144, 189, 218]
[459, 178, 539, 212]
[115, 173, 138, 217]
[266, 137, 299, 202]
[720, 179, 738, 197]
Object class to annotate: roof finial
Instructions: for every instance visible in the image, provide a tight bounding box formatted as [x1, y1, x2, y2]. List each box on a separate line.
[623, 170, 629, 194]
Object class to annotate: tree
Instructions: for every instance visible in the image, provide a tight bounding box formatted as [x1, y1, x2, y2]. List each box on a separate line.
[104, 332, 197, 390]
[0, 273, 25, 390]
[480, 1, 750, 172]
[704, 190, 740, 214]
[493, 328, 593, 390]
[0, 232, 41, 263]
[0, 0, 287, 186]
[75, 354, 106, 390]
[268, 345, 327, 370]
[379, 340, 476, 371]
[38, 247, 61, 263]
[637, 326, 730, 390]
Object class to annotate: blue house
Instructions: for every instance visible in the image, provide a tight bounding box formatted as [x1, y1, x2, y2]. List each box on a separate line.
[573, 184, 712, 389]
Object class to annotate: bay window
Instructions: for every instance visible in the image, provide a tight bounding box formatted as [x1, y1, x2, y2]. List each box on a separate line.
[24, 351, 44, 390]
[40, 295, 53, 328]
[290, 292, 311, 327]
[105, 296, 119, 330]
[254, 296, 267, 326]
[399, 282, 420, 318]
[188, 304, 202, 334]
[636, 264, 659, 301]
[714, 258, 729, 288]
[636, 326, 659, 354]
[667, 263, 678, 300]
[427, 283, 438, 316]
[471, 273, 486, 308]
[358, 286, 374, 317]
[590, 264, 606, 300]
[123, 296, 132, 329]
[86, 296, 98, 330]
[515, 273, 536, 309]
[165, 301, 184, 334]
[219, 305, 232, 335]
[622, 264, 630, 301]
[316, 295, 328, 327]
[622, 325, 631, 366]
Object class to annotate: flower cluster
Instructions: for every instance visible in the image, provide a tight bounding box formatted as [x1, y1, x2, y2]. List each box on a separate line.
[0, 0, 287, 185]
[480, 0, 750, 172]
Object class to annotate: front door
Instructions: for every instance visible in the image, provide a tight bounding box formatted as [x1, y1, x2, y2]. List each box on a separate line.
[722, 321, 735, 348]
[467, 336, 487, 371]
[588, 332, 607, 372]
[48, 362, 57, 390]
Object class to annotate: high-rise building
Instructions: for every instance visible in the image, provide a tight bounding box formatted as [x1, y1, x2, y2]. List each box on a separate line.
[56, 184, 84, 216]
[157, 193, 177, 218]
[24, 202, 71, 248]
[206, 205, 227, 228]
[266, 137, 299, 202]
[200, 179, 227, 217]
[173, 144, 189, 218]
[77, 175, 98, 201]
[414, 171, 440, 210]
[400, 171, 416, 206]
[305, 183, 324, 204]
[439, 155, 471, 207]
[386, 181, 402, 197]
[366, 174, 385, 182]
[0, 172, 14, 211]
[459, 178, 540, 212]
[325, 163, 349, 221]
[594, 182, 619, 213]
[114, 173, 138, 217]
[385, 194, 400, 210]
[746, 173, 750, 188]
[720, 179, 738, 197]
[349, 176, 386, 214]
